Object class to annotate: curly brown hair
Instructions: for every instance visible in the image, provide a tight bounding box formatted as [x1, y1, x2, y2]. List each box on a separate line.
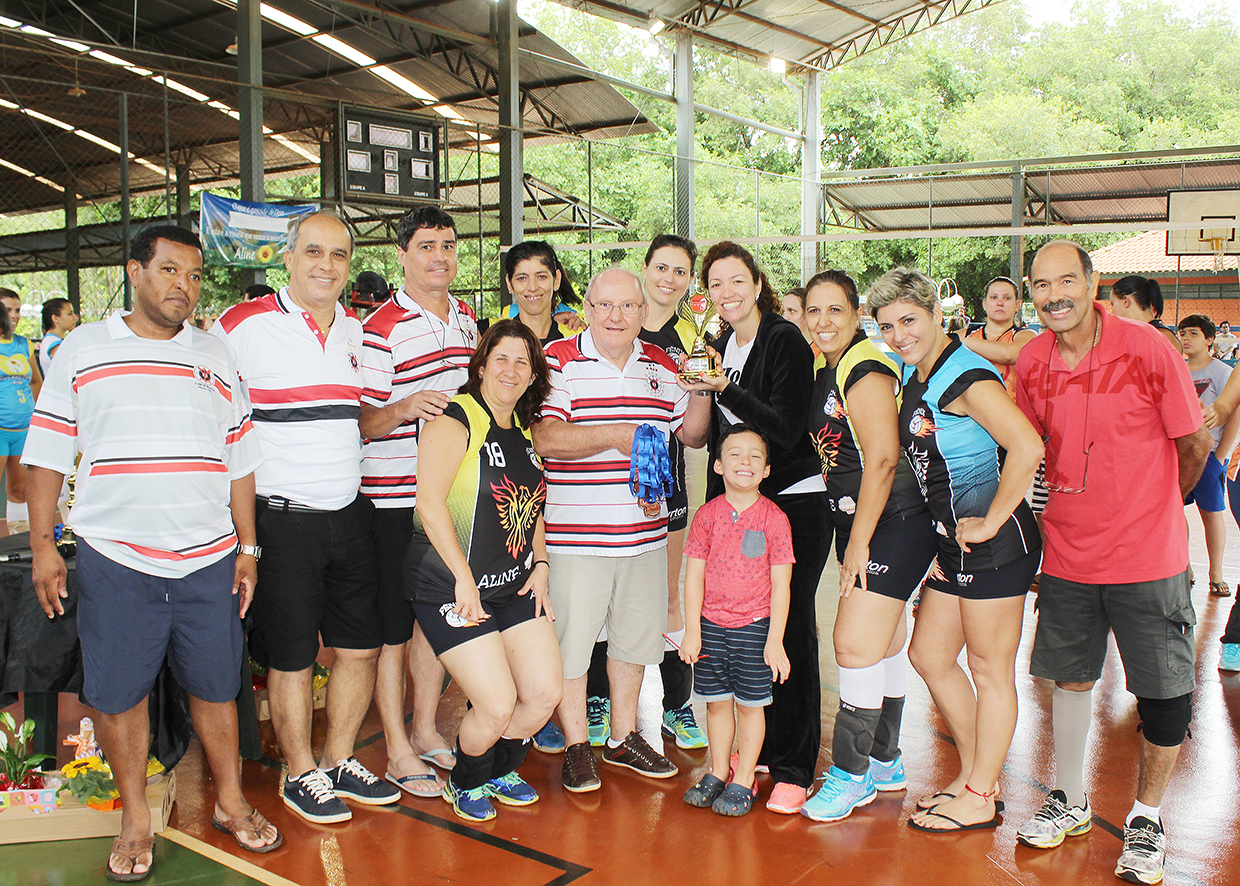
[459, 319, 551, 428]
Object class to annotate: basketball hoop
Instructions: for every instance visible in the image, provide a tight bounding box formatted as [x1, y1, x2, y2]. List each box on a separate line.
[1199, 227, 1234, 271]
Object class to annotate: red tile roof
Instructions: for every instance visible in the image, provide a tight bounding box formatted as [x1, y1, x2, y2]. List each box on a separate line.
[1091, 230, 1238, 274]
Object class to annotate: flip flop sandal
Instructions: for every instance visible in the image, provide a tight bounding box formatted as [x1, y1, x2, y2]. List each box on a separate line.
[386, 771, 443, 798]
[684, 773, 727, 808]
[211, 810, 284, 853]
[1210, 581, 1233, 597]
[712, 782, 758, 817]
[915, 791, 1003, 814]
[105, 835, 155, 882]
[418, 748, 457, 770]
[909, 810, 1002, 833]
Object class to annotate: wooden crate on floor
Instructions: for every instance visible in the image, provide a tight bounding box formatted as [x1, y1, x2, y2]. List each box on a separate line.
[0, 770, 176, 845]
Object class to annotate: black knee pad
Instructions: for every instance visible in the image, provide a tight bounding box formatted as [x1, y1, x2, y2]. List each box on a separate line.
[1135, 693, 1192, 747]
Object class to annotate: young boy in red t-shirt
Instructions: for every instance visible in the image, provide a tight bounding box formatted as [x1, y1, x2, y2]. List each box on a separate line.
[679, 424, 793, 816]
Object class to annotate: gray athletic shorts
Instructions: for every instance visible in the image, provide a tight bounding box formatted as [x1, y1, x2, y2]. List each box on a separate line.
[1030, 569, 1196, 698]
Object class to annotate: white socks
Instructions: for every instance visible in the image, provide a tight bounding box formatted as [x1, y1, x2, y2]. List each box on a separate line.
[838, 661, 885, 710]
[1052, 686, 1093, 809]
[1127, 800, 1160, 827]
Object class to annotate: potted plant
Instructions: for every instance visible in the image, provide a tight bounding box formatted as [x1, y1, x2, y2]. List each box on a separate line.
[59, 756, 121, 811]
[0, 712, 53, 791]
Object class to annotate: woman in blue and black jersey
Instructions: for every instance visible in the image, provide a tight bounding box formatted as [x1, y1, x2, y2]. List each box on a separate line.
[797, 270, 938, 824]
[405, 320, 562, 823]
[483, 241, 581, 345]
[869, 268, 1043, 834]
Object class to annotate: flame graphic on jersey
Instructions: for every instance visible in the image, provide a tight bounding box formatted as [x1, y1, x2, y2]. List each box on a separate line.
[812, 425, 844, 480]
[909, 409, 939, 439]
[491, 476, 547, 558]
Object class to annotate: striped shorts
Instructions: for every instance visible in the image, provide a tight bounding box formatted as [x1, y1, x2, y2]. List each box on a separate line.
[694, 616, 773, 707]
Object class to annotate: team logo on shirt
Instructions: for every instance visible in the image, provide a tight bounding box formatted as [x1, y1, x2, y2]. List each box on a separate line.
[645, 364, 662, 395]
[491, 476, 547, 558]
[347, 350, 359, 373]
[908, 407, 939, 439]
[193, 365, 214, 390]
[526, 446, 542, 470]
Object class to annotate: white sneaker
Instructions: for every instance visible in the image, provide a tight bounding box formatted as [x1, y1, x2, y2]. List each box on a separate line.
[1016, 789, 1091, 849]
[1115, 816, 1165, 884]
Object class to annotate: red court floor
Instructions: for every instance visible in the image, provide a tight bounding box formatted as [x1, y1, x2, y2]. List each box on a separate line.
[5, 506, 1238, 886]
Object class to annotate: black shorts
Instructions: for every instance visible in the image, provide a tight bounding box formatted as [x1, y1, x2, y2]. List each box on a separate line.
[837, 512, 938, 602]
[371, 505, 416, 646]
[253, 494, 383, 671]
[926, 548, 1040, 601]
[668, 445, 688, 532]
[76, 540, 242, 714]
[411, 590, 538, 656]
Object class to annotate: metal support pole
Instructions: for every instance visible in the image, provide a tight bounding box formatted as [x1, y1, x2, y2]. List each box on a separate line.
[237, 0, 265, 287]
[1010, 163, 1024, 285]
[497, 0, 523, 296]
[800, 69, 821, 284]
[119, 93, 131, 311]
[674, 29, 694, 240]
[64, 188, 79, 314]
[176, 164, 192, 230]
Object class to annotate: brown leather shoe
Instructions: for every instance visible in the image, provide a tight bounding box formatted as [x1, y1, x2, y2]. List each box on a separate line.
[562, 741, 601, 793]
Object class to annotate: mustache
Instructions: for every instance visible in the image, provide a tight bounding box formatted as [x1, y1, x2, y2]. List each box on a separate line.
[1042, 299, 1075, 313]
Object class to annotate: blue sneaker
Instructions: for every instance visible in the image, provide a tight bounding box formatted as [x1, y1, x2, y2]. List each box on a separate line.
[1221, 643, 1240, 672]
[443, 777, 497, 822]
[800, 766, 877, 822]
[661, 703, 708, 749]
[586, 696, 610, 747]
[485, 771, 539, 806]
[533, 720, 566, 753]
[323, 756, 400, 805]
[868, 753, 907, 791]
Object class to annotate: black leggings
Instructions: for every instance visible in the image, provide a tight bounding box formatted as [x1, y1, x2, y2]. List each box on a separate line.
[759, 492, 832, 788]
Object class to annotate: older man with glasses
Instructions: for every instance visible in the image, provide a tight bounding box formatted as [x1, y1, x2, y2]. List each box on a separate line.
[1012, 240, 1211, 885]
[531, 266, 710, 794]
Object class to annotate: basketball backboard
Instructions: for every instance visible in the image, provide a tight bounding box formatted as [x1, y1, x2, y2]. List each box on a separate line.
[1167, 189, 1240, 256]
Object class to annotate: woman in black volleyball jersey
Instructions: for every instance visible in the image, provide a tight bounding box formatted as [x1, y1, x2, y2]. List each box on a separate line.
[797, 270, 938, 823]
[406, 321, 562, 822]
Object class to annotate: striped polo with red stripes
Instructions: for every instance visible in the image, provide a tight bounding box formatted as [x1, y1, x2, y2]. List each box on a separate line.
[22, 311, 262, 578]
[212, 289, 365, 511]
[541, 332, 687, 556]
[359, 287, 477, 508]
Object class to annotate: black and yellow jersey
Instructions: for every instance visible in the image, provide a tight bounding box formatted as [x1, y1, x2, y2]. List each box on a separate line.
[407, 392, 546, 605]
[807, 330, 925, 531]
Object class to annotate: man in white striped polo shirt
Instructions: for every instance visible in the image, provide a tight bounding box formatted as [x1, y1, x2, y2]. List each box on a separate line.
[25, 225, 281, 879]
[359, 207, 477, 791]
[213, 211, 400, 824]
[533, 266, 710, 792]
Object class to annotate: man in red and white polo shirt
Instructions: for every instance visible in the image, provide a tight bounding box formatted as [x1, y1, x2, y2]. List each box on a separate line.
[213, 211, 400, 824]
[533, 266, 710, 792]
[25, 225, 280, 879]
[359, 206, 477, 790]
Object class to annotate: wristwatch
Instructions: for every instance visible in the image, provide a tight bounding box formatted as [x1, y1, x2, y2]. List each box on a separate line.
[237, 544, 262, 559]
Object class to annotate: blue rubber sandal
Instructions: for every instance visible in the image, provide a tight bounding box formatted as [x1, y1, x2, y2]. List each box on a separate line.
[712, 782, 757, 817]
[684, 773, 727, 808]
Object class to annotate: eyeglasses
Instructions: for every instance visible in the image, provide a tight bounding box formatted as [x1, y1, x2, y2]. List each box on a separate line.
[1039, 327, 1095, 495]
[586, 299, 643, 317]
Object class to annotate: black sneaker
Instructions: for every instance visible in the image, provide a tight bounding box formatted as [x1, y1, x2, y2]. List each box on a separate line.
[323, 757, 400, 805]
[283, 768, 351, 823]
[602, 731, 679, 778]
[562, 741, 601, 793]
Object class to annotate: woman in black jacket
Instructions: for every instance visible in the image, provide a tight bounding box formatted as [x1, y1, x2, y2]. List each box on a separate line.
[683, 241, 827, 814]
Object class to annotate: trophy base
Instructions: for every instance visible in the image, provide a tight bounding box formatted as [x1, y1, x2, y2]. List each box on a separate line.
[678, 369, 721, 383]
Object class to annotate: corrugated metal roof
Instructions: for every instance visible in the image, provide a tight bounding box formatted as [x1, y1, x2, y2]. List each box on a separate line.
[546, 0, 1002, 70]
[822, 157, 1240, 231]
[0, 0, 655, 216]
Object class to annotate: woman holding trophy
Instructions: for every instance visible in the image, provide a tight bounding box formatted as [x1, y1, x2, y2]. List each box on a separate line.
[679, 242, 825, 815]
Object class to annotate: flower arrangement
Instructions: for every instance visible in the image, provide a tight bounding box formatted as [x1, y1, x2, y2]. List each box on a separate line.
[59, 756, 120, 811]
[0, 712, 53, 791]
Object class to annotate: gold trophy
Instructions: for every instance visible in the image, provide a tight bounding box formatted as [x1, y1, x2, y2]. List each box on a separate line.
[58, 458, 78, 558]
[676, 287, 720, 382]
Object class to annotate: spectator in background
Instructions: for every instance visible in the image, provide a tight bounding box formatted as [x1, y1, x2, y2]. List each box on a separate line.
[38, 297, 77, 378]
[1177, 314, 1236, 598]
[958, 277, 1036, 395]
[781, 287, 817, 353]
[0, 289, 41, 536]
[1109, 275, 1182, 353]
[243, 283, 277, 301]
[1200, 366, 1240, 671]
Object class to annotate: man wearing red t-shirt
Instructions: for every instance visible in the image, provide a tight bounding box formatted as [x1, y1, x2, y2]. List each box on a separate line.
[1013, 240, 1211, 885]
